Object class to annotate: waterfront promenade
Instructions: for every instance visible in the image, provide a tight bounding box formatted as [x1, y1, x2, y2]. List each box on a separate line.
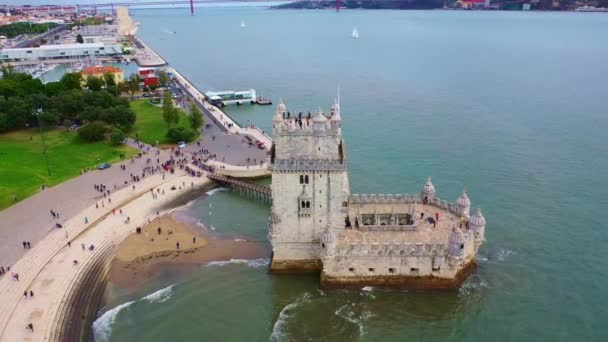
[0, 171, 209, 341]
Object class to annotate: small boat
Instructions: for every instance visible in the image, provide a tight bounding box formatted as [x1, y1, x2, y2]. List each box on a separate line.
[254, 96, 272, 105]
[352, 27, 359, 39]
[241, 21, 246, 28]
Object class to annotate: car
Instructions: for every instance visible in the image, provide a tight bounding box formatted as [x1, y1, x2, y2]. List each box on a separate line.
[142, 93, 151, 98]
[97, 163, 111, 170]
[178, 141, 186, 149]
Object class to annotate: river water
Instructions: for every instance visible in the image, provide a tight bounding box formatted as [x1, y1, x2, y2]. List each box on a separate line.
[93, 7, 608, 342]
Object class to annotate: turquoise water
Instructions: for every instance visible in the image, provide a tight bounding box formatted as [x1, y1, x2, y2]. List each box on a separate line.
[94, 8, 608, 341]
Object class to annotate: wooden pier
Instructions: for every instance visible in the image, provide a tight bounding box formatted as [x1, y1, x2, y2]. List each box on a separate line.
[208, 173, 272, 203]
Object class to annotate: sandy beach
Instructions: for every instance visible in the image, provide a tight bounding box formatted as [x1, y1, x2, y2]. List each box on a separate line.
[108, 213, 268, 289]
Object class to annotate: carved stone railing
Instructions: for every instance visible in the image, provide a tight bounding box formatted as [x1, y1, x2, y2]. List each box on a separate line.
[270, 158, 346, 171]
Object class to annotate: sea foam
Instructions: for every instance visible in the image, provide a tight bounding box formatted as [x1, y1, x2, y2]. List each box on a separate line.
[92, 284, 176, 341]
[206, 187, 228, 196]
[270, 292, 312, 341]
[205, 258, 270, 268]
[92, 300, 136, 342]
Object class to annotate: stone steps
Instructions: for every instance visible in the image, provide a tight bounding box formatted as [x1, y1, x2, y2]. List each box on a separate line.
[0, 173, 190, 340]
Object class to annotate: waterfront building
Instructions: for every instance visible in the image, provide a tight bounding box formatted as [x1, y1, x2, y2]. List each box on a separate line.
[138, 67, 159, 88]
[205, 89, 257, 106]
[0, 43, 123, 62]
[81, 65, 124, 84]
[268, 100, 486, 288]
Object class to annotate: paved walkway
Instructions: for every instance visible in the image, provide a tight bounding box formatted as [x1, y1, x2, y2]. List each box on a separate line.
[0, 145, 173, 269]
[0, 172, 208, 341]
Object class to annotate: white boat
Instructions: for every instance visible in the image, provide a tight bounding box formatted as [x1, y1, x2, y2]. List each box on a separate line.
[240, 21, 246, 28]
[352, 27, 359, 39]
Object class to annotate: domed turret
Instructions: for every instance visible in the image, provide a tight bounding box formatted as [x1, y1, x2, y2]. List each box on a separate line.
[421, 176, 436, 202]
[273, 99, 285, 135]
[312, 107, 327, 136]
[448, 226, 465, 258]
[456, 189, 471, 218]
[469, 208, 486, 245]
[320, 227, 336, 258]
[330, 98, 341, 134]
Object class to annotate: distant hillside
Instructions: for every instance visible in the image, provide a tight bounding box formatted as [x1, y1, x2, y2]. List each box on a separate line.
[274, 0, 446, 10]
[273, 0, 608, 10]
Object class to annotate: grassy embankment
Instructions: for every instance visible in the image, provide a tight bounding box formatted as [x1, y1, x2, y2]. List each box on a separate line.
[129, 99, 197, 146]
[0, 129, 136, 210]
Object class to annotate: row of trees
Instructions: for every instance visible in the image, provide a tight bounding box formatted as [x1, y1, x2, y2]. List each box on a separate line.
[0, 22, 58, 39]
[161, 90, 203, 143]
[0, 65, 135, 144]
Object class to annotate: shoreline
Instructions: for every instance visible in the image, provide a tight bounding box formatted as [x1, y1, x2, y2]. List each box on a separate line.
[105, 210, 269, 290]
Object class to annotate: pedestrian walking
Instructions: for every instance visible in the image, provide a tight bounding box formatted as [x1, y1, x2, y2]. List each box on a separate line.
[84, 217, 88, 224]
[29, 290, 33, 297]
[67, 241, 71, 248]
[193, 236, 196, 244]
[81, 244, 85, 251]
[24, 291, 28, 298]
[27, 242, 31, 249]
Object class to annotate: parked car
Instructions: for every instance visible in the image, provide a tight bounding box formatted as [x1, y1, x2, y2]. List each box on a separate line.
[178, 141, 186, 149]
[97, 162, 111, 170]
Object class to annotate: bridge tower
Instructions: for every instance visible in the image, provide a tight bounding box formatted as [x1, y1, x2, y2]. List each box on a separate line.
[190, 0, 195, 15]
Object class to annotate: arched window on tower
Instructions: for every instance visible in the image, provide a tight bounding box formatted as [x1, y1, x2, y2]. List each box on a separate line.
[306, 201, 311, 208]
[304, 175, 309, 184]
[300, 175, 304, 184]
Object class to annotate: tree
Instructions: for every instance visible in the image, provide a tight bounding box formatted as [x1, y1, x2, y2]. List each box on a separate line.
[189, 100, 204, 130]
[162, 91, 178, 128]
[166, 127, 196, 143]
[110, 128, 126, 145]
[158, 70, 169, 87]
[85, 76, 105, 92]
[76, 34, 84, 44]
[59, 73, 82, 91]
[78, 121, 107, 142]
[126, 74, 140, 97]
[103, 73, 116, 87]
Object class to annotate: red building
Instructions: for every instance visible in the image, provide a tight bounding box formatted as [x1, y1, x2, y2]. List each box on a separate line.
[138, 67, 159, 88]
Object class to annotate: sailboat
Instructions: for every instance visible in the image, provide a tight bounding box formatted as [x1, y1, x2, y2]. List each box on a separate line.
[240, 21, 246, 28]
[352, 27, 359, 39]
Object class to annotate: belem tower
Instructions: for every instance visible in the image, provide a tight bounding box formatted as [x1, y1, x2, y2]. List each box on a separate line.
[268, 99, 487, 288]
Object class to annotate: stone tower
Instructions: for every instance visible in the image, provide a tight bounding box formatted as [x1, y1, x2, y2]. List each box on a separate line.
[268, 100, 350, 273]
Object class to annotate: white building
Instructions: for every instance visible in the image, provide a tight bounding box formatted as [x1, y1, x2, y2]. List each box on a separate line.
[268, 100, 486, 288]
[0, 43, 122, 62]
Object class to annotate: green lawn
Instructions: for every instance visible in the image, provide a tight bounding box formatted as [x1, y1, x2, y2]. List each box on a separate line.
[0, 129, 137, 210]
[129, 99, 196, 145]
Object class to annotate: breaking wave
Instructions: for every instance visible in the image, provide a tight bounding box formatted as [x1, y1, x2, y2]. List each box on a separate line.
[206, 187, 228, 196]
[270, 293, 312, 341]
[142, 284, 175, 303]
[92, 300, 136, 342]
[205, 258, 270, 268]
[334, 302, 376, 337]
[92, 284, 176, 341]
[459, 275, 489, 296]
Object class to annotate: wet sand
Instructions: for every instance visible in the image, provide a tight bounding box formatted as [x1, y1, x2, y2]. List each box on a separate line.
[108, 213, 268, 289]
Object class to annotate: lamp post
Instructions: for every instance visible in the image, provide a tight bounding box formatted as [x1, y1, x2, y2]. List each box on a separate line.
[35, 108, 51, 176]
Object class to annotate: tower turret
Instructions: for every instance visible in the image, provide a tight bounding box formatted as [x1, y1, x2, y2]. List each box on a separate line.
[320, 226, 336, 258]
[456, 189, 471, 218]
[421, 176, 436, 203]
[469, 208, 486, 249]
[273, 99, 286, 136]
[312, 108, 327, 136]
[330, 98, 341, 134]
[448, 226, 465, 259]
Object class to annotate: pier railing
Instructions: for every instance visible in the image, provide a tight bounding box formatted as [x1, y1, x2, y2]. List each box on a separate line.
[207, 173, 271, 203]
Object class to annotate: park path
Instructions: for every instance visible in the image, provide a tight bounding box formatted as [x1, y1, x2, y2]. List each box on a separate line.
[0, 169, 208, 341]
